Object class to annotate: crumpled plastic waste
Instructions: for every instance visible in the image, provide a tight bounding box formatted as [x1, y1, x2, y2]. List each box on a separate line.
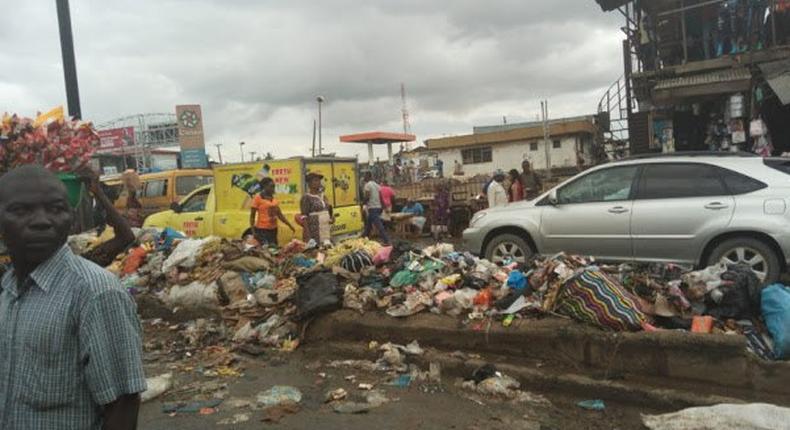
[141, 373, 173, 403]
[256, 386, 302, 407]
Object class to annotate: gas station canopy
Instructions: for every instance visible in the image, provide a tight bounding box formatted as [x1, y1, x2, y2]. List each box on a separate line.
[339, 131, 416, 165]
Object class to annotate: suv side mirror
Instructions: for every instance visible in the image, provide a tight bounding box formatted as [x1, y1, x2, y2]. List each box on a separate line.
[548, 189, 559, 206]
[170, 202, 182, 213]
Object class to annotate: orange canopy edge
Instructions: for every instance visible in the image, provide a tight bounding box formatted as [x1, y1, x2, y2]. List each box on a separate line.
[339, 131, 416, 144]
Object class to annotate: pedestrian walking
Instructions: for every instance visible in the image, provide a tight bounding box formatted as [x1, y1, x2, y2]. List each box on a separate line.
[362, 172, 390, 244]
[250, 177, 295, 247]
[487, 170, 508, 208]
[508, 169, 524, 202]
[520, 160, 543, 200]
[0, 165, 146, 430]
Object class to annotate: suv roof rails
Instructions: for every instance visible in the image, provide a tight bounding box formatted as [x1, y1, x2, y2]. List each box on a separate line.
[623, 151, 758, 161]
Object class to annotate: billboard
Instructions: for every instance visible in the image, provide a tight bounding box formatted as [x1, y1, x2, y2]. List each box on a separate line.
[96, 127, 135, 154]
[176, 104, 208, 168]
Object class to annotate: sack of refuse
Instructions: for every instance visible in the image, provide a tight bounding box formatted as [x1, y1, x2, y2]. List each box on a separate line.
[165, 281, 219, 310]
[554, 268, 646, 331]
[295, 270, 341, 320]
[762, 284, 790, 360]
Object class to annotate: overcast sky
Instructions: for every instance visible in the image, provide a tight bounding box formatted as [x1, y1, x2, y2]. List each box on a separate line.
[1, 0, 623, 162]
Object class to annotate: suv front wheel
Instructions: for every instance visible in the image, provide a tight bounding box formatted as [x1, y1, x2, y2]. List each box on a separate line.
[707, 237, 781, 284]
[484, 234, 533, 265]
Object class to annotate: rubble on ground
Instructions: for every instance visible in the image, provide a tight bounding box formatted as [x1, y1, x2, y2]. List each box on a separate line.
[69, 227, 790, 364]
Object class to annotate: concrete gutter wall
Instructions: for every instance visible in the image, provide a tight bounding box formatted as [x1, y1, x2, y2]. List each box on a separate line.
[307, 310, 790, 400]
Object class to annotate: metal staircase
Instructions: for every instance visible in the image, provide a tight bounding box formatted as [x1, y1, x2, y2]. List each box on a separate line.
[597, 76, 633, 159]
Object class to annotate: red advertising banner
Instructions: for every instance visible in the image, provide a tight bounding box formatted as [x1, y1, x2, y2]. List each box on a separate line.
[97, 127, 135, 153]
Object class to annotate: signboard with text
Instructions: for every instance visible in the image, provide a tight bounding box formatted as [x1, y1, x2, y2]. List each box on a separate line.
[96, 127, 135, 154]
[176, 104, 208, 168]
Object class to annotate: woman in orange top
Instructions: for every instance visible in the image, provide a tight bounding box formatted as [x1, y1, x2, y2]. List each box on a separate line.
[250, 177, 295, 246]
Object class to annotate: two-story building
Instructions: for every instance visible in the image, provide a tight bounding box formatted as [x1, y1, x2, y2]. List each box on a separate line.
[595, 0, 790, 155]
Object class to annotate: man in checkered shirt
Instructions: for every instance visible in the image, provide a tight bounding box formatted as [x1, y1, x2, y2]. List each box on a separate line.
[0, 165, 146, 430]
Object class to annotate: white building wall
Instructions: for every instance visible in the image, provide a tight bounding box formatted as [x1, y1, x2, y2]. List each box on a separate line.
[435, 135, 581, 178]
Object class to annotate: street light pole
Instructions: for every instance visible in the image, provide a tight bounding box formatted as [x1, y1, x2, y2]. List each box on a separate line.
[55, 0, 82, 119]
[250, 151, 257, 161]
[215, 143, 223, 164]
[239, 141, 246, 162]
[317, 96, 325, 156]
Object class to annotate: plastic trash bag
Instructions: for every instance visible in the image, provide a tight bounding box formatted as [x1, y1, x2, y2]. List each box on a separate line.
[762, 284, 790, 360]
[166, 281, 219, 310]
[642, 403, 790, 430]
[257, 386, 302, 407]
[390, 270, 420, 288]
[506, 270, 527, 293]
[141, 373, 173, 403]
[295, 270, 341, 320]
[162, 237, 214, 273]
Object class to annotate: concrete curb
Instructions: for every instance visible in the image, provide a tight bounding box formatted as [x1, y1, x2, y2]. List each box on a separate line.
[306, 310, 790, 405]
[322, 341, 744, 410]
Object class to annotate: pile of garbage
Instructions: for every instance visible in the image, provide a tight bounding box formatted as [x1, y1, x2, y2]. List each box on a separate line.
[70, 229, 790, 361]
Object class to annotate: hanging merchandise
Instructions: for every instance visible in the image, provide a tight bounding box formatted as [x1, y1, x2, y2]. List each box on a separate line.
[730, 119, 746, 144]
[753, 135, 773, 157]
[750, 118, 767, 137]
[729, 93, 744, 118]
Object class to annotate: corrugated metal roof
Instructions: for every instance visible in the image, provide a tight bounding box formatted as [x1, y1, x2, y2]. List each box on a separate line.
[759, 59, 790, 105]
[594, 0, 630, 11]
[654, 68, 753, 91]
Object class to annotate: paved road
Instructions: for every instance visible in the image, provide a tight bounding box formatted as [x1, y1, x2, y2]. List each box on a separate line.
[139, 343, 652, 430]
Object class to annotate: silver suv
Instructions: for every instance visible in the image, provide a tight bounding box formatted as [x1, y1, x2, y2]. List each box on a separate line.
[463, 154, 790, 283]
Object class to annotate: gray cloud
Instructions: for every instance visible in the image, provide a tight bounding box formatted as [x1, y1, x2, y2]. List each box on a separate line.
[1, 0, 624, 162]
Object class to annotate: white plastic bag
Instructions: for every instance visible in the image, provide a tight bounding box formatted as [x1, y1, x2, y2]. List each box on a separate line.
[162, 237, 215, 273]
[643, 403, 790, 430]
[166, 281, 219, 309]
[141, 373, 173, 402]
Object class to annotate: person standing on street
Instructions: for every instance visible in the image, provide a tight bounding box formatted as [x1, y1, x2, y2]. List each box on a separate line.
[520, 160, 543, 200]
[379, 180, 395, 215]
[508, 169, 524, 202]
[300, 172, 333, 245]
[0, 165, 146, 430]
[487, 170, 509, 208]
[362, 172, 390, 244]
[250, 177, 295, 246]
[431, 182, 451, 240]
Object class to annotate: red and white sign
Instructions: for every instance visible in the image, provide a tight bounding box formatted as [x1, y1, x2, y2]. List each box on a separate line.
[97, 127, 135, 154]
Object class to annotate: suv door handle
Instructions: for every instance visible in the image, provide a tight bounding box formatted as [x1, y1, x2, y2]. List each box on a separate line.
[608, 206, 629, 214]
[194, 217, 204, 221]
[704, 202, 729, 210]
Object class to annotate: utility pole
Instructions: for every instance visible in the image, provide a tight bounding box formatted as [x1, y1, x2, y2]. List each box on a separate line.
[239, 141, 246, 162]
[311, 119, 317, 157]
[249, 151, 257, 161]
[215, 143, 223, 164]
[317, 96, 325, 155]
[56, 0, 81, 119]
[541, 100, 552, 180]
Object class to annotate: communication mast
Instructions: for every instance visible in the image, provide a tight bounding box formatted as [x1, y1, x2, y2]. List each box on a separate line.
[400, 83, 412, 151]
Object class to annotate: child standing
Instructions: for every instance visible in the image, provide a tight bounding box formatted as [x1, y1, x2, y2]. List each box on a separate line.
[250, 177, 295, 246]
